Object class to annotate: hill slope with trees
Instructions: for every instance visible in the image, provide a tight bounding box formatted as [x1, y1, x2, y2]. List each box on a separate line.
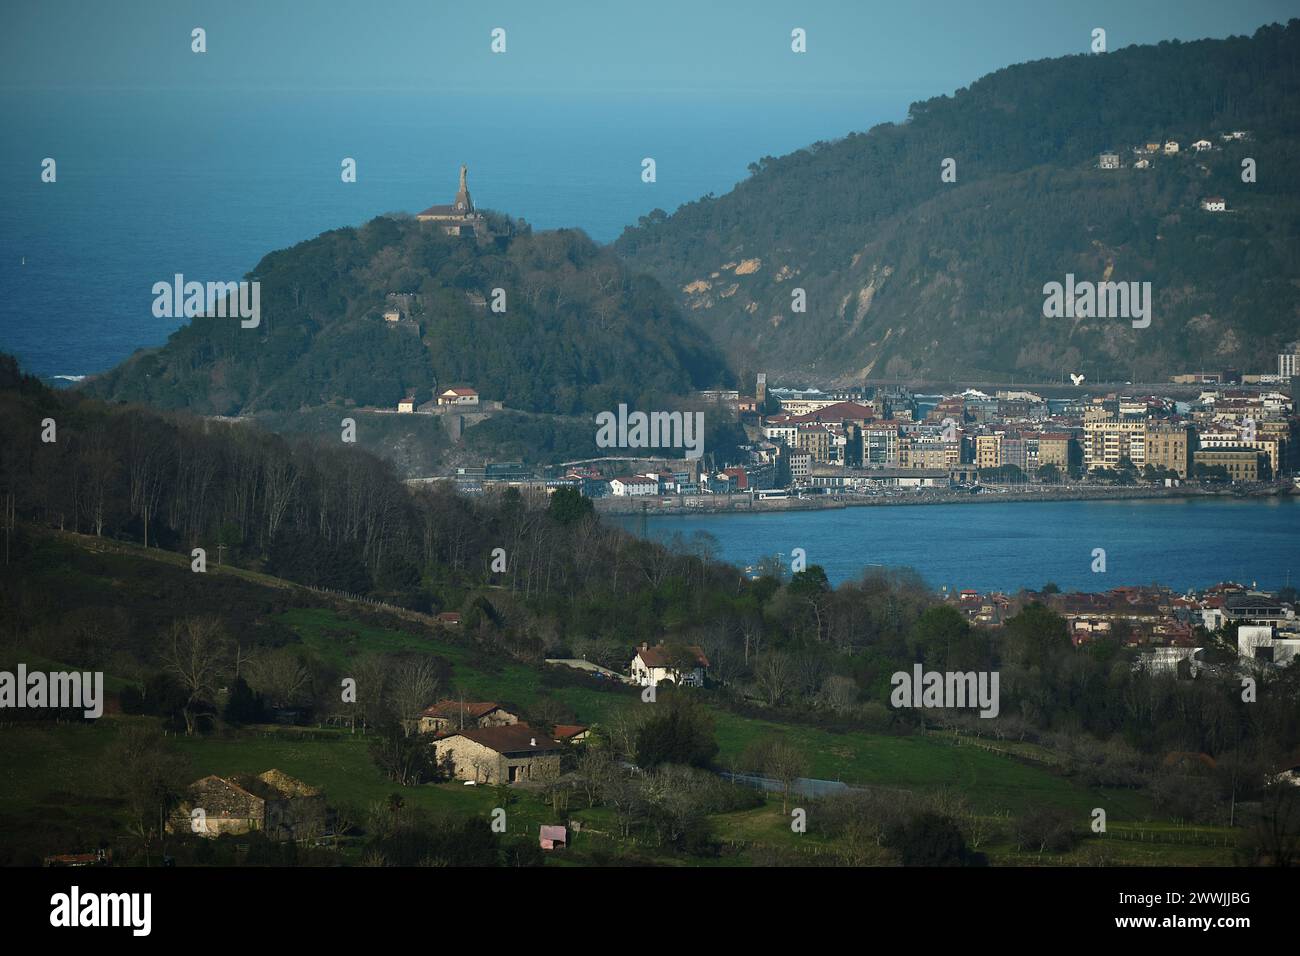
[615, 21, 1300, 383]
[87, 216, 732, 417]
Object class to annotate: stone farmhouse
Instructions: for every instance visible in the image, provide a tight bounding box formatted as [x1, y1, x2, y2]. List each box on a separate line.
[433, 723, 567, 784]
[174, 769, 325, 841]
[417, 699, 519, 735]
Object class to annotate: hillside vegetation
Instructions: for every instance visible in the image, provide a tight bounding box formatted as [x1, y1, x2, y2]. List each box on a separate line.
[87, 217, 731, 416]
[615, 22, 1300, 383]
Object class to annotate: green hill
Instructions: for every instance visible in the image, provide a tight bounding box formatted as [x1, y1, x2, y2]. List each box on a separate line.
[87, 217, 732, 416]
[615, 21, 1300, 383]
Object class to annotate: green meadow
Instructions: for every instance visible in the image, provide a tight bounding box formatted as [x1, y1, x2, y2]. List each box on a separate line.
[0, 583, 1239, 866]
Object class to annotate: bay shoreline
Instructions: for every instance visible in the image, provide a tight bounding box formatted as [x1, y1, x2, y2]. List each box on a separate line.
[595, 483, 1296, 517]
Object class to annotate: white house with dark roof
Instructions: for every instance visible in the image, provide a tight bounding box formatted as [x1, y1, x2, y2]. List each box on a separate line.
[630, 641, 709, 688]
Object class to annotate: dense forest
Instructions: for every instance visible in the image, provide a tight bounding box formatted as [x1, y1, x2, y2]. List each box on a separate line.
[616, 21, 1300, 383]
[86, 216, 732, 417]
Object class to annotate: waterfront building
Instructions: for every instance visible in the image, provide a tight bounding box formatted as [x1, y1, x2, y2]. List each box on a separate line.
[1144, 422, 1194, 477]
[1193, 447, 1269, 481]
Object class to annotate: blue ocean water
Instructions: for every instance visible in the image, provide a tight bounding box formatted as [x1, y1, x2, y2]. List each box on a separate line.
[0, 89, 889, 380]
[628, 497, 1300, 593]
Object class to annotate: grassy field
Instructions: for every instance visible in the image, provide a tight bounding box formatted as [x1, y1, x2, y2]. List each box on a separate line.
[0, 536, 1243, 866]
[0, 705, 1240, 866]
[280, 607, 1161, 823]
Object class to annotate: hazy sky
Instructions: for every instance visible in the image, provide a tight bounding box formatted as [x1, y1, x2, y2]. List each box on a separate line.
[4, 0, 1299, 98]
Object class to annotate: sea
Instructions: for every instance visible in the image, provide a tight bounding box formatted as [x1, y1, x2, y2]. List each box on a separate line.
[0, 88, 890, 381]
[625, 497, 1300, 594]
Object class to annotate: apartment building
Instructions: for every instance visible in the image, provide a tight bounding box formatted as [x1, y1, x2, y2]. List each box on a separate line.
[1194, 447, 1269, 481]
[1084, 418, 1147, 470]
[1199, 428, 1282, 477]
[1144, 422, 1194, 477]
[794, 426, 831, 463]
[900, 434, 961, 469]
[864, 425, 900, 466]
[1279, 341, 1300, 379]
[1036, 432, 1073, 469]
[975, 433, 1003, 470]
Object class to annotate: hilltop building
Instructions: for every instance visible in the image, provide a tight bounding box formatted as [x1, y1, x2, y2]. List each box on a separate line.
[437, 386, 479, 406]
[418, 164, 488, 237]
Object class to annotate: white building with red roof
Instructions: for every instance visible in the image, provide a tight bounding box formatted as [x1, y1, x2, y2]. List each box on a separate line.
[438, 386, 479, 406]
[630, 641, 710, 688]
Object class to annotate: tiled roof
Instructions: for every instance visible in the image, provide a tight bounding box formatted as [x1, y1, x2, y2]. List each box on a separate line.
[421, 699, 504, 720]
[635, 643, 710, 668]
[442, 723, 566, 755]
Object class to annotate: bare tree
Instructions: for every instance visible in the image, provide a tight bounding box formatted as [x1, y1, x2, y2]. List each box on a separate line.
[764, 741, 809, 814]
[127, 421, 169, 548]
[389, 657, 442, 736]
[603, 771, 648, 838]
[348, 655, 389, 734]
[106, 723, 188, 865]
[246, 649, 312, 710]
[754, 651, 795, 707]
[820, 674, 859, 713]
[534, 758, 570, 815]
[162, 617, 230, 735]
[604, 706, 645, 764]
[575, 747, 615, 808]
[468, 750, 497, 785]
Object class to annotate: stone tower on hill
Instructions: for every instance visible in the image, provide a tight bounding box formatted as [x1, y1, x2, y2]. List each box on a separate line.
[454, 164, 473, 213]
[417, 164, 486, 237]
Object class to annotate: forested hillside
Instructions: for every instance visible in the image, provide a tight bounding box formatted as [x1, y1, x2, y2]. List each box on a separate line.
[615, 22, 1300, 383]
[87, 217, 732, 416]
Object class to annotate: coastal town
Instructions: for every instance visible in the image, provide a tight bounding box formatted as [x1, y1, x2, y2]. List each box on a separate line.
[418, 341, 1300, 508]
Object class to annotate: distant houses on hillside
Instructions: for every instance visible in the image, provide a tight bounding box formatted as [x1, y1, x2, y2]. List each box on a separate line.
[1102, 133, 1250, 211]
